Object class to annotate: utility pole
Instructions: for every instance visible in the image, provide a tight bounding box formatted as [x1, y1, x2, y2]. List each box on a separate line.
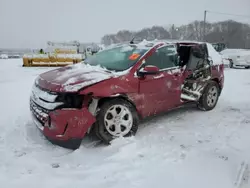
[203, 10, 207, 41]
[246, 33, 250, 49]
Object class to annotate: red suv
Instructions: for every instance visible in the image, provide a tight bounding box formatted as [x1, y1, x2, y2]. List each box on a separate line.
[30, 40, 224, 149]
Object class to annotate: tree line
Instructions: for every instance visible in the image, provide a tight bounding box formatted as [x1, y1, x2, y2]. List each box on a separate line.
[101, 20, 250, 49]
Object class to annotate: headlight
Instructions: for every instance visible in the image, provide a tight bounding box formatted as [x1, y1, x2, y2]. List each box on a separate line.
[56, 93, 84, 109]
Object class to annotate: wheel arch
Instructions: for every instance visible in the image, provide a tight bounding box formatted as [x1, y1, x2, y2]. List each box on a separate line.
[211, 78, 222, 95]
[97, 94, 141, 119]
[92, 94, 140, 143]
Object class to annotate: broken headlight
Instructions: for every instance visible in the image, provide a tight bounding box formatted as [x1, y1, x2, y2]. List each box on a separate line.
[55, 93, 84, 109]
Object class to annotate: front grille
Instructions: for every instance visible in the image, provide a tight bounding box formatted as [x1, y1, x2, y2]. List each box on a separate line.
[30, 83, 85, 128]
[30, 98, 49, 125]
[31, 84, 63, 111]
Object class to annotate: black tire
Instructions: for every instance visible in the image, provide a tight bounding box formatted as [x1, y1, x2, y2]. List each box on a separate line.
[245, 66, 250, 69]
[229, 61, 233, 68]
[197, 81, 220, 111]
[94, 98, 139, 144]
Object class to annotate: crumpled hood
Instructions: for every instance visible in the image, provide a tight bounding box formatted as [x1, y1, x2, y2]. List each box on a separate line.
[37, 63, 115, 92]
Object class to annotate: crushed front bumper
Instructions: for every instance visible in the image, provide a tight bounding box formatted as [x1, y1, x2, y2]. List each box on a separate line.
[30, 99, 96, 150]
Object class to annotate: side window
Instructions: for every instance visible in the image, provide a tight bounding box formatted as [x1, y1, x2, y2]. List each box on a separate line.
[187, 44, 207, 70]
[158, 45, 178, 69]
[144, 51, 162, 68]
[144, 45, 178, 69]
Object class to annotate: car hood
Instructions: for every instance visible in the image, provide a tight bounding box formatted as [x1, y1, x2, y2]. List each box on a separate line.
[37, 63, 122, 92]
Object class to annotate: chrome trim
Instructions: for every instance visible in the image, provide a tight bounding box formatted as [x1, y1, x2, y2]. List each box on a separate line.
[30, 99, 48, 116]
[31, 114, 44, 131]
[31, 92, 63, 110]
[31, 84, 57, 102]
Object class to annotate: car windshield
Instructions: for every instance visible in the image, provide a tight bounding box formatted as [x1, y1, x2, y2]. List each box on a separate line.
[83, 44, 148, 71]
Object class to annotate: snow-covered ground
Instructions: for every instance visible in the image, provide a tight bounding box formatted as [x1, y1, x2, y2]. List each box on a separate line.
[0, 54, 8, 59]
[1, 59, 250, 188]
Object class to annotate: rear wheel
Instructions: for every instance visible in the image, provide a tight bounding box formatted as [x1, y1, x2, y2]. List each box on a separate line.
[197, 81, 220, 111]
[94, 98, 139, 144]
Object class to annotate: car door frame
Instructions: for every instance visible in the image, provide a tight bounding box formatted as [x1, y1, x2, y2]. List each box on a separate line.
[136, 44, 183, 116]
[181, 42, 211, 79]
[155, 44, 184, 110]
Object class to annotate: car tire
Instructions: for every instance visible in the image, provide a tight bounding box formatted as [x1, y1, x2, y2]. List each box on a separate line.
[94, 98, 139, 144]
[229, 61, 234, 68]
[245, 66, 250, 69]
[197, 81, 220, 111]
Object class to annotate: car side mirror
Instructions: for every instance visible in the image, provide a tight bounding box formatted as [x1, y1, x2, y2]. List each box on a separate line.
[137, 65, 160, 77]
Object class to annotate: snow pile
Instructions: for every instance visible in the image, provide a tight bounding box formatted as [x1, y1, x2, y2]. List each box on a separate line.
[55, 63, 109, 81]
[54, 63, 130, 92]
[0, 54, 8, 59]
[63, 76, 111, 92]
[23, 53, 82, 59]
[119, 45, 134, 52]
[54, 64, 111, 91]
[138, 39, 149, 45]
[56, 54, 82, 59]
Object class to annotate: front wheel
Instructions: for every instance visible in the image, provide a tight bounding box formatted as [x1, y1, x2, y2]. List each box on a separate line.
[94, 98, 139, 144]
[197, 81, 220, 111]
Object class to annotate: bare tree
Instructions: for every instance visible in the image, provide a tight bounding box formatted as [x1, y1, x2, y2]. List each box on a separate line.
[101, 20, 250, 48]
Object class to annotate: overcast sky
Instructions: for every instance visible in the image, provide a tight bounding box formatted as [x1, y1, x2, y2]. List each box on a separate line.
[0, 0, 250, 48]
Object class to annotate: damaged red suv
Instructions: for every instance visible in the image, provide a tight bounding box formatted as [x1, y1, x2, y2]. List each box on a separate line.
[30, 40, 224, 149]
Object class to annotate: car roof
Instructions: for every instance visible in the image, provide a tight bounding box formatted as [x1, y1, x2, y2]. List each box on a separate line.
[122, 39, 203, 48]
[103, 39, 206, 52]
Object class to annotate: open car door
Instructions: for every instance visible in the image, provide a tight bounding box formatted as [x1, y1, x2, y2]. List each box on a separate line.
[178, 43, 213, 102]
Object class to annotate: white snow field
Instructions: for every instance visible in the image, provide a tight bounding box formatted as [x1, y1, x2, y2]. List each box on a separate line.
[1, 59, 250, 188]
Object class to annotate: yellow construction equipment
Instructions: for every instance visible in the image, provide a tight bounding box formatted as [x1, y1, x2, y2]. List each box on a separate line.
[22, 41, 84, 67]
